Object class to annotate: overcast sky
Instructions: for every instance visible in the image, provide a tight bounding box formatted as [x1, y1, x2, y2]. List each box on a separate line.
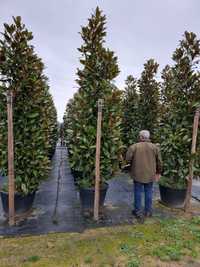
[1, 0, 200, 121]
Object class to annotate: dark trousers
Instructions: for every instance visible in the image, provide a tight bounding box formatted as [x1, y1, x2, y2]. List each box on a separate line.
[134, 181, 153, 215]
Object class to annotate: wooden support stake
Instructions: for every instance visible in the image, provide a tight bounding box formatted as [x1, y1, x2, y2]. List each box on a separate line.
[184, 107, 200, 212]
[7, 90, 15, 226]
[94, 99, 103, 221]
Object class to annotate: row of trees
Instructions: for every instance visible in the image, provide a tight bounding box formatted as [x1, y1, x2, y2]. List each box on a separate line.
[0, 17, 58, 195]
[122, 32, 200, 189]
[63, 7, 200, 190]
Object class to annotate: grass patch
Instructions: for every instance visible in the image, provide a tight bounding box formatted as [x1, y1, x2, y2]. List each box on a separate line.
[0, 217, 200, 266]
[26, 255, 41, 263]
[152, 244, 183, 261]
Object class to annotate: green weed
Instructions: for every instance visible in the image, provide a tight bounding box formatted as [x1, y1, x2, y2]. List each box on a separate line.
[153, 244, 182, 261]
[26, 255, 40, 262]
[84, 255, 93, 264]
[126, 257, 140, 267]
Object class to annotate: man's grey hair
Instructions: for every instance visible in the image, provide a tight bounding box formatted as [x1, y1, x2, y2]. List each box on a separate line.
[139, 130, 150, 141]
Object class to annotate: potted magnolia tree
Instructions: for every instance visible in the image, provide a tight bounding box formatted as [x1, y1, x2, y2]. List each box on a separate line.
[159, 31, 200, 207]
[138, 59, 160, 142]
[122, 75, 140, 148]
[63, 7, 123, 209]
[0, 17, 57, 214]
[122, 60, 160, 149]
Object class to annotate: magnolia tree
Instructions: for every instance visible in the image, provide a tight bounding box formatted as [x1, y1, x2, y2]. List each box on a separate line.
[160, 65, 174, 114]
[43, 86, 58, 158]
[0, 17, 58, 195]
[122, 75, 140, 147]
[63, 7, 123, 188]
[159, 31, 200, 189]
[138, 59, 160, 141]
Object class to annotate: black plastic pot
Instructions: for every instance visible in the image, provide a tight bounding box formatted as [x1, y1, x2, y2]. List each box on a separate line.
[159, 184, 187, 208]
[0, 191, 36, 214]
[79, 183, 108, 209]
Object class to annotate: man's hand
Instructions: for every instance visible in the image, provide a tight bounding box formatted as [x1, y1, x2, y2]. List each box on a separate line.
[154, 174, 161, 182]
[185, 175, 192, 181]
[122, 164, 131, 173]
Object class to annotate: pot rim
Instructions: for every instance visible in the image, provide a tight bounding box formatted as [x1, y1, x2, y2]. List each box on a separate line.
[0, 190, 37, 196]
[159, 184, 187, 191]
[78, 182, 109, 191]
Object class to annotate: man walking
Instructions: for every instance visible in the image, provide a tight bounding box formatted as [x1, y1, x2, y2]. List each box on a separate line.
[126, 130, 162, 222]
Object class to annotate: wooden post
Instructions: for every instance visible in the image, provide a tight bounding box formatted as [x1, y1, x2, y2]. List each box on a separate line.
[94, 99, 103, 221]
[184, 107, 200, 212]
[7, 90, 15, 226]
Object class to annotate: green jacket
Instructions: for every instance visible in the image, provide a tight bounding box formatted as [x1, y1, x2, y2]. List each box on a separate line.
[126, 141, 162, 183]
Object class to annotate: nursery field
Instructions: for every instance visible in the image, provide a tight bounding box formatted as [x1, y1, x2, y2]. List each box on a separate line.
[1, 216, 200, 267]
[0, 6, 200, 267]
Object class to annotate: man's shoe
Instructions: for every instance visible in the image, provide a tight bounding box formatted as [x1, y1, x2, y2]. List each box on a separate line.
[131, 210, 137, 216]
[132, 209, 142, 216]
[132, 210, 144, 224]
[136, 214, 144, 224]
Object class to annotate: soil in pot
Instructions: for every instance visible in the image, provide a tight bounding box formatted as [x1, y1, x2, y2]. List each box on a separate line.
[159, 184, 187, 208]
[79, 183, 108, 210]
[0, 191, 36, 215]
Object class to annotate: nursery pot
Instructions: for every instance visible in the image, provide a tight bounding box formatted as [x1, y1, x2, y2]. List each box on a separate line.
[0, 191, 36, 214]
[79, 183, 108, 209]
[159, 184, 187, 208]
